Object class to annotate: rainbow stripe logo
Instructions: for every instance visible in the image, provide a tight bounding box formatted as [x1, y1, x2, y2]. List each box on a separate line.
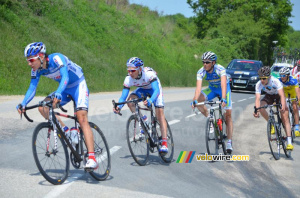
[176, 151, 196, 163]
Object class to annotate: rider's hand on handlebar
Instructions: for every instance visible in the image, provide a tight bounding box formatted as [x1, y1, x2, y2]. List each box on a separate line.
[144, 98, 152, 107]
[191, 100, 197, 109]
[220, 98, 227, 108]
[51, 93, 62, 108]
[16, 103, 25, 115]
[113, 106, 121, 114]
[253, 111, 260, 118]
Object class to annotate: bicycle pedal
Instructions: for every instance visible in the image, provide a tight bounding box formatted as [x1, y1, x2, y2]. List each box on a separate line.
[84, 167, 94, 173]
[226, 149, 232, 155]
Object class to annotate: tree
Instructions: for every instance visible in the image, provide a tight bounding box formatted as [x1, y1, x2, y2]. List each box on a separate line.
[187, 0, 292, 64]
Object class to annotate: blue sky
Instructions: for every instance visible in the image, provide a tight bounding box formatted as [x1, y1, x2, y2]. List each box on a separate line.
[129, 0, 300, 31]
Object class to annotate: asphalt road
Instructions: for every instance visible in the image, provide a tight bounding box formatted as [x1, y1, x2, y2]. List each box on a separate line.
[0, 88, 300, 198]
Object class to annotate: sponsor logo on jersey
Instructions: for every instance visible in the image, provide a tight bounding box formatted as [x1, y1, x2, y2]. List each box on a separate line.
[53, 55, 64, 67]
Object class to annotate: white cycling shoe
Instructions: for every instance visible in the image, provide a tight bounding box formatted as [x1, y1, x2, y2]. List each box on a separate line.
[84, 159, 98, 170]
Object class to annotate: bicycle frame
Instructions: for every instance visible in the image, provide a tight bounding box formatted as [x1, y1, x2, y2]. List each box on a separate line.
[24, 100, 84, 164]
[113, 97, 158, 147]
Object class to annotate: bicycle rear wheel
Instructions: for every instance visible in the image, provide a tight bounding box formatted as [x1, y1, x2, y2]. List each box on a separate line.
[205, 119, 218, 155]
[86, 122, 111, 181]
[156, 120, 174, 163]
[32, 122, 69, 185]
[126, 114, 149, 166]
[280, 126, 291, 158]
[267, 120, 280, 160]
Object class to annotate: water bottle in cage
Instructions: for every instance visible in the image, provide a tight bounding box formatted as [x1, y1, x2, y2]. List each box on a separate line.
[70, 127, 79, 149]
[142, 115, 152, 135]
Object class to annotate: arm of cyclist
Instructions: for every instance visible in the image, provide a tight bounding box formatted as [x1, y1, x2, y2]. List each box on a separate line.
[144, 79, 160, 107]
[191, 79, 202, 108]
[253, 92, 261, 118]
[220, 75, 227, 108]
[16, 75, 40, 114]
[113, 87, 130, 114]
[52, 65, 69, 108]
[278, 88, 286, 112]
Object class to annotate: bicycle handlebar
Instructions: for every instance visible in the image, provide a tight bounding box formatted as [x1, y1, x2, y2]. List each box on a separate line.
[196, 100, 222, 106]
[112, 96, 147, 116]
[21, 100, 67, 122]
[254, 103, 281, 114]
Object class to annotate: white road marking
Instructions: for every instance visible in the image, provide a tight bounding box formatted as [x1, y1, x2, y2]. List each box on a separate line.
[44, 146, 122, 198]
[186, 114, 196, 118]
[249, 96, 255, 99]
[168, 120, 180, 125]
[237, 99, 247, 102]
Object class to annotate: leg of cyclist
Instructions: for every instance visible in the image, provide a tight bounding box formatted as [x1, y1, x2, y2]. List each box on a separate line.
[69, 80, 97, 169]
[292, 101, 300, 136]
[281, 106, 294, 150]
[156, 107, 168, 153]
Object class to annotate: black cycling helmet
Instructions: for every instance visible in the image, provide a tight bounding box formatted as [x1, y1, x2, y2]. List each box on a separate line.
[258, 66, 270, 77]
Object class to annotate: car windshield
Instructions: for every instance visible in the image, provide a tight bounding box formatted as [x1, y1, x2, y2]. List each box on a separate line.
[227, 61, 260, 71]
[271, 66, 283, 72]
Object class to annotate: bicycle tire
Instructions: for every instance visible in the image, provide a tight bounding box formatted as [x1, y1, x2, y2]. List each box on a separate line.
[219, 119, 227, 155]
[86, 122, 111, 181]
[267, 120, 280, 160]
[279, 125, 291, 158]
[156, 120, 174, 163]
[32, 122, 69, 185]
[205, 119, 218, 155]
[126, 114, 149, 166]
[289, 107, 296, 142]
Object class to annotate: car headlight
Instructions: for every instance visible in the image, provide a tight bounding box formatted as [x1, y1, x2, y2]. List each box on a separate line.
[250, 76, 258, 81]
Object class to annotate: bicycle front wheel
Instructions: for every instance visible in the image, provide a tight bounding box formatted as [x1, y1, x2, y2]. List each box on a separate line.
[126, 114, 149, 166]
[156, 119, 174, 163]
[85, 122, 111, 181]
[267, 120, 280, 160]
[289, 108, 295, 142]
[205, 119, 218, 155]
[32, 122, 69, 185]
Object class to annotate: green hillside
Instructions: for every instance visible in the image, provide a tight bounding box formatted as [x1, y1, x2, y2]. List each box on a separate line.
[0, 0, 205, 95]
[0, 0, 299, 96]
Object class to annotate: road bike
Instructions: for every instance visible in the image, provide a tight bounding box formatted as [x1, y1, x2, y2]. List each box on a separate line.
[254, 103, 291, 160]
[112, 97, 174, 166]
[20, 98, 111, 185]
[286, 94, 297, 141]
[195, 100, 227, 155]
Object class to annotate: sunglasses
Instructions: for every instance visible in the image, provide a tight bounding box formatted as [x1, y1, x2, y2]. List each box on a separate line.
[202, 61, 212, 64]
[280, 75, 288, 78]
[259, 77, 269, 80]
[27, 55, 40, 63]
[127, 69, 137, 73]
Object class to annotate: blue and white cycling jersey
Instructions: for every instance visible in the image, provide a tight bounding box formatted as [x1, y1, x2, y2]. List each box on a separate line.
[197, 64, 228, 89]
[21, 53, 85, 106]
[118, 67, 164, 108]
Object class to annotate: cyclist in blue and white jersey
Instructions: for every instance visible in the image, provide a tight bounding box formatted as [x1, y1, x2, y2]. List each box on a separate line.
[253, 66, 293, 150]
[16, 42, 98, 169]
[113, 57, 168, 154]
[191, 51, 234, 154]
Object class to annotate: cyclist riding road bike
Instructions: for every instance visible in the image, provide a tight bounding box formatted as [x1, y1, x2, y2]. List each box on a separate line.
[17, 42, 98, 169]
[191, 51, 234, 154]
[279, 66, 300, 137]
[113, 57, 169, 154]
[253, 66, 294, 150]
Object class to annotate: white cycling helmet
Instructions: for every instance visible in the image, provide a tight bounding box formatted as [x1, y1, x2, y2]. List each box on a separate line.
[279, 67, 290, 75]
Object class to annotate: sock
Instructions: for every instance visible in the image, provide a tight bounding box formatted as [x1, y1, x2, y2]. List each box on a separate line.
[63, 126, 69, 132]
[162, 138, 168, 147]
[295, 124, 299, 131]
[227, 139, 232, 144]
[88, 152, 96, 162]
[287, 137, 292, 145]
